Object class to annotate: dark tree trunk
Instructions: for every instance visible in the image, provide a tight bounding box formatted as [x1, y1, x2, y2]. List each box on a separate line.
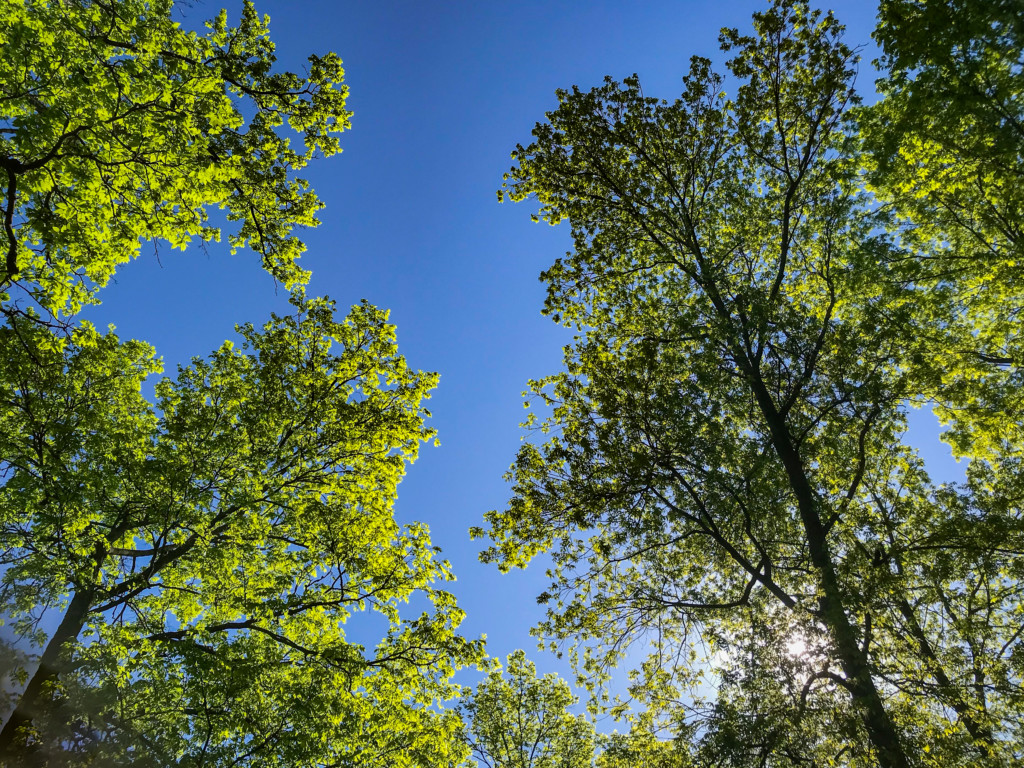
[0, 588, 94, 766]
[748, 376, 912, 768]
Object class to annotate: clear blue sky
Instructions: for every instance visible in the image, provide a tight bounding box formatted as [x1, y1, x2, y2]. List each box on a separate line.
[85, 0, 959, 704]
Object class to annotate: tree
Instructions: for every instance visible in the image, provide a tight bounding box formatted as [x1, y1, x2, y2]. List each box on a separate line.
[0, 0, 349, 316]
[477, 1, 1023, 765]
[862, 0, 1024, 460]
[459, 650, 595, 768]
[0, 1, 482, 765]
[1, 294, 480, 767]
[597, 730, 691, 768]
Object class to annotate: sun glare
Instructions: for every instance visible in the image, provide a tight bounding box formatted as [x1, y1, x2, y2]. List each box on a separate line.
[785, 636, 808, 659]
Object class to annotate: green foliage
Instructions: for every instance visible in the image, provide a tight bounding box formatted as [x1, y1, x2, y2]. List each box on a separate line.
[861, 0, 1024, 460]
[481, 1, 1024, 766]
[0, 0, 350, 314]
[459, 650, 595, 768]
[0, 292, 483, 766]
[597, 728, 692, 768]
[0, 1, 481, 765]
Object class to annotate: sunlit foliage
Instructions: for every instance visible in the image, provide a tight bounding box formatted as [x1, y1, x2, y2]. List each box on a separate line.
[481, 1, 1024, 765]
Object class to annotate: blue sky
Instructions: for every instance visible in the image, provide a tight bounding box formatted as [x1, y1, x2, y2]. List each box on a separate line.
[83, 0, 961, 706]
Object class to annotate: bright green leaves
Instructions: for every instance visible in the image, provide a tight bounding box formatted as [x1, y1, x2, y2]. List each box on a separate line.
[0, 292, 482, 766]
[0, 0, 350, 314]
[0, 2, 480, 765]
[489, 0, 898, 589]
[861, 25, 1024, 757]
[0, 315, 160, 629]
[861, 0, 1024, 462]
[460, 650, 596, 768]
[721, 2, 859, 191]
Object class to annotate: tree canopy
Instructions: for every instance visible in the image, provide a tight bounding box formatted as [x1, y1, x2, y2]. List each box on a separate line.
[0, 0, 348, 315]
[863, 0, 1024, 461]
[479, 0, 1024, 766]
[1, 294, 481, 767]
[5, 0, 1024, 765]
[0, 2, 481, 766]
[459, 650, 595, 768]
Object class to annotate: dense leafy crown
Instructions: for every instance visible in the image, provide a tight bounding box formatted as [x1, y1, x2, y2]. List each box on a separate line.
[0, 2, 481, 766]
[480, 1, 1024, 766]
[0, 0, 349, 314]
[460, 650, 595, 768]
[862, 0, 1024, 461]
[1, 294, 480, 766]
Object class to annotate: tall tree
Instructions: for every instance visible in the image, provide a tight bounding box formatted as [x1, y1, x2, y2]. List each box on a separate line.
[459, 650, 595, 768]
[478, 1, 1023, 765]
[0, 1, 482, 765]
[1, 294, 480, 767]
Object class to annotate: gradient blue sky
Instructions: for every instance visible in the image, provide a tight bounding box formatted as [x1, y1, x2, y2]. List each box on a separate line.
[83, 0, 961, 705]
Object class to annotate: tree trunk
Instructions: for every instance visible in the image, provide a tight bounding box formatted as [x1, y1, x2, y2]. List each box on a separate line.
[0, 588, 94, 766]
[749, 377, 912, 768]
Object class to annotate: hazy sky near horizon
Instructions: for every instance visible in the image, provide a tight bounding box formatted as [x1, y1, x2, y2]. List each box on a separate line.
[79, 0, 961, 708]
